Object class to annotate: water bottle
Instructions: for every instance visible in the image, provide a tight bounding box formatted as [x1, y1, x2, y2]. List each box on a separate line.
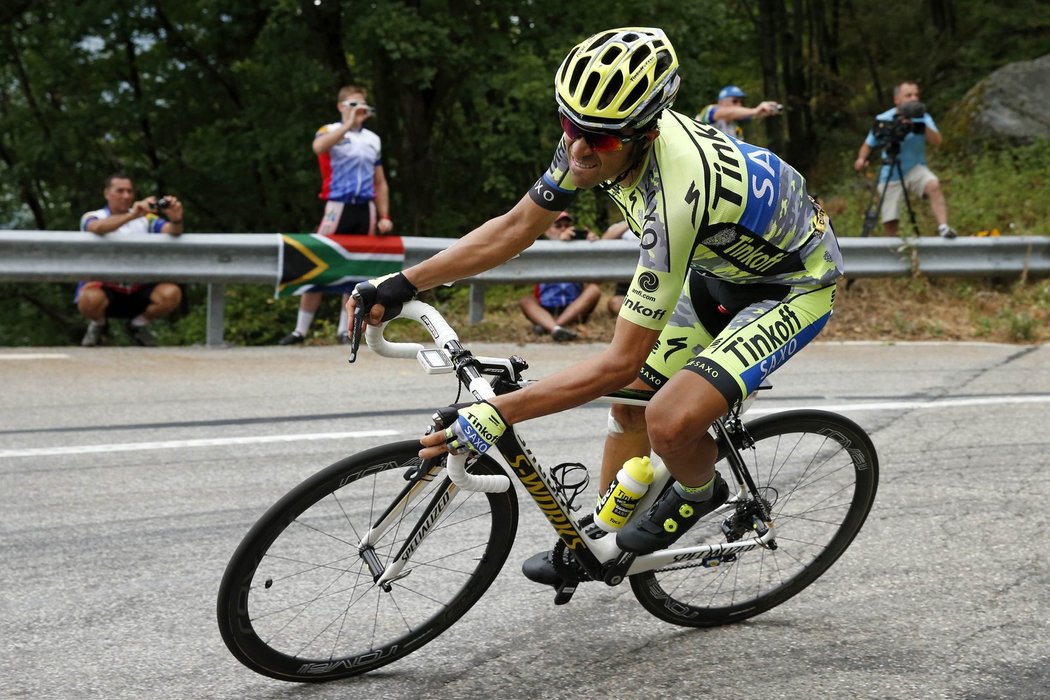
[593, 456, 655, 532]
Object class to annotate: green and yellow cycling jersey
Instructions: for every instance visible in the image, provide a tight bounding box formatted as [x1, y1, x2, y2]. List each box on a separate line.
[530, 110, 844, 331]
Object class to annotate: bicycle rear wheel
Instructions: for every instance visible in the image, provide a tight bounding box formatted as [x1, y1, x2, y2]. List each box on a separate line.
[630, 410, 878, 626]
[217, 440, 518, 682]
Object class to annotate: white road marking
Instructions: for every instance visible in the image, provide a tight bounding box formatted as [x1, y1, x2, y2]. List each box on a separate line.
[0, 430, 400, 458]
[747, 394, 1050, 415]
[0, 353, 70, 361]
[2, 394, 1048, 459]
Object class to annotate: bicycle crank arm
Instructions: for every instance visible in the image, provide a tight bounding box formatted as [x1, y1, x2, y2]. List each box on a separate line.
[603, 550, 636, 586]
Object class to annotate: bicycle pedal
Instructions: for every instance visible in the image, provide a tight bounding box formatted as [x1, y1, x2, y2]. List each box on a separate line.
[553, 581, 578, 605]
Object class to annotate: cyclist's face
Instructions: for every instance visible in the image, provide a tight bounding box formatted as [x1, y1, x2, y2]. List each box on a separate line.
[566, 132, 644, 189]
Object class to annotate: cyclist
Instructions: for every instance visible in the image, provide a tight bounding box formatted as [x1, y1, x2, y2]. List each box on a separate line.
[349, 27, 843, 586]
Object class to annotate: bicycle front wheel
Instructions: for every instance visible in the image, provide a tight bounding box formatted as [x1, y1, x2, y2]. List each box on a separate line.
[217, 440, 518, 682]
[631, 410, 878, 627]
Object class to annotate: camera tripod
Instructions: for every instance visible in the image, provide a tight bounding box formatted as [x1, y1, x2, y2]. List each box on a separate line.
[860, 143, 919, 238]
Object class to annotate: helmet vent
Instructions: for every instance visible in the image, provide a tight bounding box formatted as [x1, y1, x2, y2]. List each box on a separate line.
[582, 73, 602, 105]
[629, 44, 652, 72]
[654, 51, 672, 75]
[600, 45, 623, 65]
[598, 72, 624, 109]
[624, 80, 650, 112]
[588, 31, 617, 51]
[569, 58, 586, 94]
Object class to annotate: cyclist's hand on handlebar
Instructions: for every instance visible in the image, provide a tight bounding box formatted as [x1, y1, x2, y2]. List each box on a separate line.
[346, 272, 418, 362]
[349, 272, 418, 326]
[418, 401, 508, 459]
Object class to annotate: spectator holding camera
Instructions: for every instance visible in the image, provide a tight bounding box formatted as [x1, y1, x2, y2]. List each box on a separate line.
[695, 85, 781, 139]
[76, 174, 183, 347]
[854, 81, 957, 238]
[279, 84, 393, 345]
[519, 211, 601, 342]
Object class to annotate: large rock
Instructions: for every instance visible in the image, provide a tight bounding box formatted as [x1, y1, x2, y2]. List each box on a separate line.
[947, 53, 1050, 145]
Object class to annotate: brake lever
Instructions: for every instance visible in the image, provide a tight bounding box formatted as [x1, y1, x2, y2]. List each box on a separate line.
[347, 299, 365, 364]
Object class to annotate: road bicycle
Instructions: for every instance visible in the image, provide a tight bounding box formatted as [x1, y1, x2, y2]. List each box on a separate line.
[217, 301, 879, 682]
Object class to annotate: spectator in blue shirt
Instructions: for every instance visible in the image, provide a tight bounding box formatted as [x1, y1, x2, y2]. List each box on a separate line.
[695, 85, 780, 140]
[519, 211, 601, 342]
[854, 81, 957, 238]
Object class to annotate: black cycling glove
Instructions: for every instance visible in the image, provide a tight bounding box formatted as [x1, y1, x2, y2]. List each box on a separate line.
[352, 272, 418, 322]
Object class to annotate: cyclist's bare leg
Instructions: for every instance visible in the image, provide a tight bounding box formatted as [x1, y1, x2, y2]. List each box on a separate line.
[601, 381, 652, 490]
[644, 370, 727, 487]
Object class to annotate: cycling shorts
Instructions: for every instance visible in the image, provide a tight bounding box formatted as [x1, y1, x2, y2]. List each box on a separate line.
[317, 200, 375, 235]
[78, 282, 157, 319]
[639, 270, 836, 408]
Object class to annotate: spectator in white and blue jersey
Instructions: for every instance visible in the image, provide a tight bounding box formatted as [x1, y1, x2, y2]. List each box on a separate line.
[76, 174, 184, 347]
[279, 85, 394, 345]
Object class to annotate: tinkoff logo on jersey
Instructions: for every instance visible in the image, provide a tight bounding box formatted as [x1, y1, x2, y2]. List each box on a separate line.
[703, 228, 803, 276]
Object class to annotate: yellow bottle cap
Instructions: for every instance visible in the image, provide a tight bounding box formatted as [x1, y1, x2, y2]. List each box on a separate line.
[623, 456, 654, 484]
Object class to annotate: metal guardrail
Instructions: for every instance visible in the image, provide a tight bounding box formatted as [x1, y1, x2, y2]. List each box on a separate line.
[1, 230, 1047, 345]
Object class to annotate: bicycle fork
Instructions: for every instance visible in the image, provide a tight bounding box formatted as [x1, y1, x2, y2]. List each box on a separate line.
[357, 459, 453, 590]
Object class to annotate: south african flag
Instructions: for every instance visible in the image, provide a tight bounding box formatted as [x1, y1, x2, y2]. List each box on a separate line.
[276, 233, 405, 298]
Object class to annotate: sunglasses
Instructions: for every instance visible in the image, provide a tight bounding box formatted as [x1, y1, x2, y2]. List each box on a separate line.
[341, 100, 376, 114]
[559, 113, 646, 152]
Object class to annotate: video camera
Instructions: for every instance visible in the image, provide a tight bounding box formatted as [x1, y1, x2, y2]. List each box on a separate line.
[870, 101, 926, 150]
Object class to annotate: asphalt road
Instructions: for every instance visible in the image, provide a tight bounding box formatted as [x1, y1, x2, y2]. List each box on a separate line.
[1, 339, 1048, 699]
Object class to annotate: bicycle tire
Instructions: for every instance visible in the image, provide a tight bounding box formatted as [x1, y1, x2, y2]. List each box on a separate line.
[217, 440, 518, 682]
[630, 409, 878, 627]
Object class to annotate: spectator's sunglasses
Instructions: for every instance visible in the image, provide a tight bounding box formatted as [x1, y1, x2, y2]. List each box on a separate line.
[559, 113, 646, 152]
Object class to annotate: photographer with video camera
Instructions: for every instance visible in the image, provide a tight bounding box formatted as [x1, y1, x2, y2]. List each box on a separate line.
[854, 81, 957, 238]
[76, 174, 184, 346]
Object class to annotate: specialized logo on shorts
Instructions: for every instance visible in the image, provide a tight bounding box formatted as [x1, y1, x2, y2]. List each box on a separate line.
[638, 271, 660, 293]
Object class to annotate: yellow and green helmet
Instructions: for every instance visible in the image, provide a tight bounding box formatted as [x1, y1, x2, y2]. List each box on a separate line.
[555, 27, 681, 131]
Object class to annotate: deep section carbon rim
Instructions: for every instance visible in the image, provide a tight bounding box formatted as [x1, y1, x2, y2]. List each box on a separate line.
[217, 441, 517, 681]
[630, 410, 878, 626]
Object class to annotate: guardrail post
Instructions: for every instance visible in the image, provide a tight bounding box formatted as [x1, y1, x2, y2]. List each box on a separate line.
[468, 283, 486, 325]
[206, 283, 225, 347]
